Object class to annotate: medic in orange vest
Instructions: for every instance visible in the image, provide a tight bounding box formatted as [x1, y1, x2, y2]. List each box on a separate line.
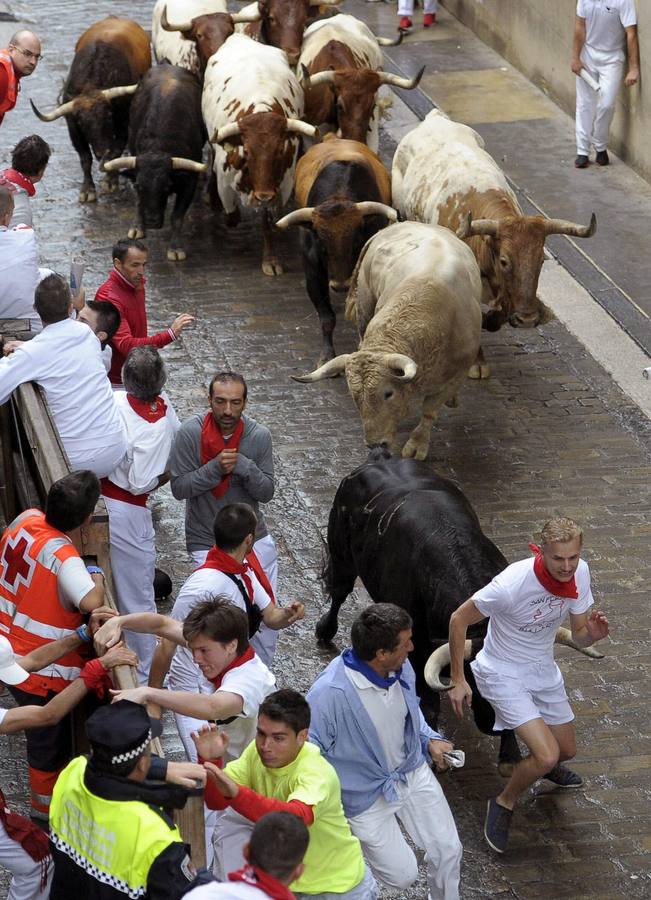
[0, 470, 106, 820]
[0, 31, 42, 127]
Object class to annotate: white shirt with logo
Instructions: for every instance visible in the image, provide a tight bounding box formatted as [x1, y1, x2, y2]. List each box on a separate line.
[471, 558, 594, 674]
[577, 0, 637, 53]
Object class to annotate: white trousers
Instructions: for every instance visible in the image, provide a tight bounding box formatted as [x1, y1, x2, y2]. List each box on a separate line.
[190, 533, 279, 668]
[0, 820, 53, 900]
[104, 497, 157, 684]
[347, 763, 462, 900]
[575, 43, 625, 154]
[398, 0, 437, 17]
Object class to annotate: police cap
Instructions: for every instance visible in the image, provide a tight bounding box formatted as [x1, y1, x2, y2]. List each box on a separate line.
[86, 700, 152, 765]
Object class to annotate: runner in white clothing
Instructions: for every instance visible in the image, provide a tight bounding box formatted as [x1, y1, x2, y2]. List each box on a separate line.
[101, 346, 181, 683]
[572, 0, 639, 168]
[151, 503, 305, 759]
[0, 273, 127, 477]
[448, 517, 609, 854]
[184, 812, 309, 900]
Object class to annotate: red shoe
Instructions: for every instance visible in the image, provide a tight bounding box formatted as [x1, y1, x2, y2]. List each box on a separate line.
[423, 13, 436, 27]
[398, 16, 413, 32]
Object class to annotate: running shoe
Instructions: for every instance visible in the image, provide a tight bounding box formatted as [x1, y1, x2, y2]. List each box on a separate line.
[575, 155, 589, 168]
[543, 764, 584, 788]
[595, 150, 610, 166]
[423, 13, 436, 27]
[484, 798, 513, 854]
[398, 16, 413, 32]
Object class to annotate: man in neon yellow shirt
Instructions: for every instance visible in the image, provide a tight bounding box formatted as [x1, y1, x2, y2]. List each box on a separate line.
[195, 689, 377, 899]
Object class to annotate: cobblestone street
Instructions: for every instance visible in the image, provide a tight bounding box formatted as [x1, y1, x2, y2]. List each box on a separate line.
[1, 0, 651, 897]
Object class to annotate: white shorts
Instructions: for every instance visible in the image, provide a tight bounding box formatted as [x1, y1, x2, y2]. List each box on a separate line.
[471, 658, 574, 732]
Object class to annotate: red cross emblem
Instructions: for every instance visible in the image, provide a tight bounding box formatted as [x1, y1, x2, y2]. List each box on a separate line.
[0, 529, 36, 595]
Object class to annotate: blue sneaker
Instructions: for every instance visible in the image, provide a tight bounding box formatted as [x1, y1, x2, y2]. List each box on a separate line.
[484, 798, 512, 854]
[543, 764, 583, 789]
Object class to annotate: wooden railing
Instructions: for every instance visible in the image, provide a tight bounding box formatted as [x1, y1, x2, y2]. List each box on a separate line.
[0, 375, 206, 867]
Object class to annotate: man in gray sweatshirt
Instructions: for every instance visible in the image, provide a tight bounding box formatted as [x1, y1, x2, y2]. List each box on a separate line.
[170, 372, 278, 662]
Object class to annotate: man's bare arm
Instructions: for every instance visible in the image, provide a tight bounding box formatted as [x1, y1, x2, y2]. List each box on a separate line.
[625, 25, 640, 85]
[448, 599, 486, 718]
[571, 16, 586, 74]
[95, 612, 185, 652]
[111, 686, 244, 721]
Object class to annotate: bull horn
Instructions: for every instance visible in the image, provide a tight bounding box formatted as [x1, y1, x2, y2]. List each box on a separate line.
[355, 201, 398, 222]
[457, 211, 500, 240]
[544, 212, 597, 238]
[213, 122, 242, 144]
[302, 69, 336, 89]
[383, 353, 417, 382]
[555, 626, 605, 659]
[100, 84, 139, 100]
[100, 156, 137, 172]
[292, 354, 351, 382]
[161, 5, 193, 32]
[378, 64, 425, 90]
[424, 640, 472, 691]
[30, 97, 76, 122]
[171, 157, 209, 172]
[275, 208, 315, 229]
[231, 8, 261, 22]
[286, 118, 320, 139]
[376, 31, 403, 47]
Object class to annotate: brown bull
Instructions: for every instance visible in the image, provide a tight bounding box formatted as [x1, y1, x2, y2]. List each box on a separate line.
[240, 0, 341, 66]
[31, 17, 151, 202]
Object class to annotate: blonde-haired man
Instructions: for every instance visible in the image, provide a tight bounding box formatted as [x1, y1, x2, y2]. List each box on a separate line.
[447, 517, 609, 854]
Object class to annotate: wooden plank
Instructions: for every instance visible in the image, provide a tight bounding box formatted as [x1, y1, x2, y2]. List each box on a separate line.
[11, 384, 69, 491]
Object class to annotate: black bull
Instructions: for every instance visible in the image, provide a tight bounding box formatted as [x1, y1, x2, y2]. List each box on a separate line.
[317, 448, 522, 771]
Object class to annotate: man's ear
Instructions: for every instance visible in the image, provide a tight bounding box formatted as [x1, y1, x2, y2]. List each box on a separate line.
[291, 862, 305, 883]
[297, 727, 309, 747]
[242, 842, 251, 863]
[97, 330, 108, 345]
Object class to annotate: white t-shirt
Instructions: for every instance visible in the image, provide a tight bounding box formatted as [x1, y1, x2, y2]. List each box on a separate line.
[0, 707, 8, 729]
[105, 392, 179, 495]
[472, 558, 594, 671]
[0, 318, 127, 476]
[214, 654, 276, 759]
[169, 566, 272, 691]
[57, 556, 95, 610]
[345, 667, 408, 771]
[184, 881, 270, 899]
[577, 0, 637, 52]
[0, 225, 42, 330]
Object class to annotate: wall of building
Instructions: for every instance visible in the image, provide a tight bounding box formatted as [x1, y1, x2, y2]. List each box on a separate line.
[441, 0, 649, 180]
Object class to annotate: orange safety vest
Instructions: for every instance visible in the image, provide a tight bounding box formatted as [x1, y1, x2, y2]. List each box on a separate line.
[0, 50, 19, 116]
[0, 509, 87, 696]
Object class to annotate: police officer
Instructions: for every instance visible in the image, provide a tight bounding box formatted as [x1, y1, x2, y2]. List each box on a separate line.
[49, 700, 205, 899]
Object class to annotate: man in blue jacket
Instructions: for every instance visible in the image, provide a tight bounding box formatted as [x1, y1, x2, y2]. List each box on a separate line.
[307, 603, 462, 900]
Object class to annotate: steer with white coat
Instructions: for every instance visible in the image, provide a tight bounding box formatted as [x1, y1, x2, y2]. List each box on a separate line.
[392, 110, 596, 377]
[294, 221, 482, 460]
[202, 33, 318, 275]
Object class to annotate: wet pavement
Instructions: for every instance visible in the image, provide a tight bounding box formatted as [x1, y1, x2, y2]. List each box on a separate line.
[1, 0, 651, 897]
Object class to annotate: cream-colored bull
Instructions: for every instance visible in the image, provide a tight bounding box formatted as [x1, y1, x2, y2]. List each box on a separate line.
[294, 221, 482, 460]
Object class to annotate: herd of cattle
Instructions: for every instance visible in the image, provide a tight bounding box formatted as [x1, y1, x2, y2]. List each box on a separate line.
[29, 0, 605, 761]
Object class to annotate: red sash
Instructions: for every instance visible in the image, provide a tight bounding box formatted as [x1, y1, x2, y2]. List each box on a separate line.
[529, 544, 578, 599]
[0, 789, 50, 889]
[209, 645, 255, 690]
[201, 546, 275, 606]
[228, 864, 295, 900]
[200, 413, 244, 499]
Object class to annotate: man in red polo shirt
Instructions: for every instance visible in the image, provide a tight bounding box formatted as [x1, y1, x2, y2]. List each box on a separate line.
[95, 237, 194, 387]
[0, 31, 42, 127]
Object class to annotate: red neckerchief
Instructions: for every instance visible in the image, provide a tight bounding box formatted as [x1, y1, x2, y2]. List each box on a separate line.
[200, 412, 245, 499]
[209, 645, 255, 690]
[0, 168, 35, 196]
[127, 393, 167, 423]
[529, 543, 578, 599]
[228, 864, 295, 900]
[201, 546, 275, 607]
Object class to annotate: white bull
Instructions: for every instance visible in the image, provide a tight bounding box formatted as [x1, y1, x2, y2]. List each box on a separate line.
[202, 33, 318, 275]
[294, 221, 483, 460]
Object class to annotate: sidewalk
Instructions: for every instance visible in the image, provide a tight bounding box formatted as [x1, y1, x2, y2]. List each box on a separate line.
[356, 1, 651, 355]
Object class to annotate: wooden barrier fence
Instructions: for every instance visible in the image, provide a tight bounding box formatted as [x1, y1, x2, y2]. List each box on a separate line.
[0, 373, 206, 867]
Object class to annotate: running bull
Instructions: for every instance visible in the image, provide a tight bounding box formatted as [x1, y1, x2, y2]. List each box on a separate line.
[101, 65, 208, 262]
[392, 110, 596, 378]
[31, 16, 151, 203]
[276, 136, 397, 366]
[318, 448, 603, 773]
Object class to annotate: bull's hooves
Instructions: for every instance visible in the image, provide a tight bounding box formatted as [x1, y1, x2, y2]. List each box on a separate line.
[128, 227, 145, 239]
[262, 260, 284, 277]
[79, 191, 97, 203]
[468, 364, 491, 380]
[402, 440, 428, 461]
[498, 762, 515, 778]
[167, 249, 187, 262]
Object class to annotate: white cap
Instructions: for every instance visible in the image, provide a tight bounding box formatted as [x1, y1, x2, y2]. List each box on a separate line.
[0, 635, 30, 686]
